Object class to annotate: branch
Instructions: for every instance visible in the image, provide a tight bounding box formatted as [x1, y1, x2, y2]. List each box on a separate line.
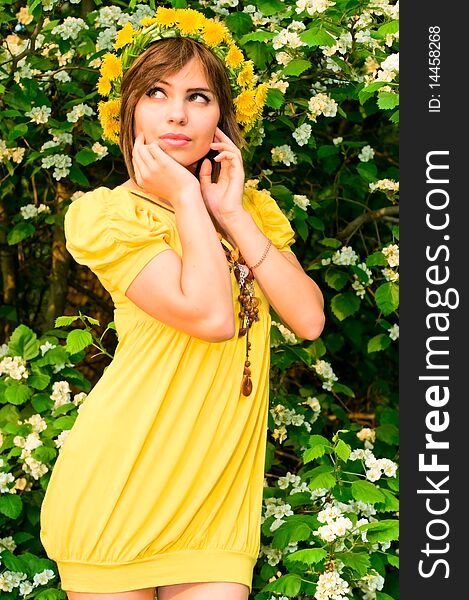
[337, 206, 399, 242]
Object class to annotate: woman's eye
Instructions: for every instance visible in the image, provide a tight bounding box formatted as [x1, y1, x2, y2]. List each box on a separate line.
[147, 87, 165, 98]
[189, 92, 211, 104]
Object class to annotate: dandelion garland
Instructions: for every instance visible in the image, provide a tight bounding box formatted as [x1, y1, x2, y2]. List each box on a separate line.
[97, 7, 268, 144]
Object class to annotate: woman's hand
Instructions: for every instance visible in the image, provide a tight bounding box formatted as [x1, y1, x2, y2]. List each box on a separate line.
[199, 127, 246, 223]
[132, 132, 200, 206]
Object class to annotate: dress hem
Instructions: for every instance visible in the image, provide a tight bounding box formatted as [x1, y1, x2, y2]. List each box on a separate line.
[55, 549, 256, 593]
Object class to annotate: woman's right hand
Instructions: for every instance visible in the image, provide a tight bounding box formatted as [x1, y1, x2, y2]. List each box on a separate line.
[132, 132, 200, 206]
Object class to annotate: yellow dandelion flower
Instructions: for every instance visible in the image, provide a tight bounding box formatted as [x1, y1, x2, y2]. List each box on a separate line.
[176, 9, 205, 35]
[97, 75, 111, 96]
[98, 99, 121, 144]
[113, 22, 135, 50]
[155, 7, 178, 28]
[100, 53, 123, 81]
[237, 61, 254, 88]
[202, 21, 229, 47]
[234, 89, 256, 114]
[225, 44, 244, 68]
[255, 83, 268, 108]
[140, 17, 158, 28]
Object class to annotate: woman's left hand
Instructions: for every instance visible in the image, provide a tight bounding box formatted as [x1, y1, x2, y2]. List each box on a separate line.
[199, 127, 246, 224]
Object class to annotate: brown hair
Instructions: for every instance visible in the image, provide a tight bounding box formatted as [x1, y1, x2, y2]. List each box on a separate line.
[119, 37, 246, 183]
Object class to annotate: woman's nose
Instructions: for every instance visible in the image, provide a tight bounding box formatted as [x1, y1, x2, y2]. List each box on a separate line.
[166, 99, 188, 125]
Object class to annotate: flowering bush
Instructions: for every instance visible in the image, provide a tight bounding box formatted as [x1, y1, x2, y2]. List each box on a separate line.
[0, 0, 398, 598]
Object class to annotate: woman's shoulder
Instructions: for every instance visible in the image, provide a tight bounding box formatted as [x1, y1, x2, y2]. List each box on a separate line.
[242, 185, 296, 253]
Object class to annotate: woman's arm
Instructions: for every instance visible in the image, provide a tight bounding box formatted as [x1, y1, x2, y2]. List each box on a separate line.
[124, 134, 235, 342]
[125, 187, 235, 343]
[220, 208, 325, 340]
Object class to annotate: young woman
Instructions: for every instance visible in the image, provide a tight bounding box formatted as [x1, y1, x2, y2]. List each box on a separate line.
[40, 9, 325, 600]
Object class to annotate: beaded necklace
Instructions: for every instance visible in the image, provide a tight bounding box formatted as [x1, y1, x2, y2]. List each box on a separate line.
[219, 236, 260, 397]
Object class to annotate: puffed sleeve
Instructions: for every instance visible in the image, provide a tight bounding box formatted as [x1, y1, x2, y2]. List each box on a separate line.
[249, 188, 296, 254]
[64, 187, 173, 295]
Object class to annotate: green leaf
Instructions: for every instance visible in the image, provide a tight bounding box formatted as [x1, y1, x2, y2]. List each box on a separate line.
[318, 237, 342, 249]
[331, 292, 361, 321]
[366, 251, 387, 267]
[357, 161, 378, 183]
[66, 329, 93, 355]
[325, 270, 349, 291]
[351, 480, 385, 504]
[254, 0, 285, 16]
[286, 548, 327, 565]
[375, 423, 400, 445]
[360, 519, 399, 543]
[377, 20, 399, 37]
[303, 444, 326, 462]
[28, 372, 51, 391]
[271, 515, 318, 548]
[375, 489, 399, 513]
[8, 324, 39, 360]
[55, 315, 80, 327]
[309, 472, 336, 491]
[7, 222, 36, 245]
[34, 590, 64, 600]
[9, 123, 28, 141]
[358, 81, 389, 104]
[69, 164, 90, 186]
[375, 282, 399, 315]
[262, 573, 302, 596]
[240, 30, 275, 43]
[300, 27, 336, 47]
[5, 383, 33, 405]
[317, 145, 339, 159]
[376, 593, 396, 600]
[377, 92, 400, 110]
[335, 551, 371, 577]
[390, 109, 399, 123]
[331, 382, 355, 397]
[265, 88, 285, 109]
[75, 148, 98, 166]
[387, 553, 400, 567]
[224, 11, 252, 35]
[0, 493, 23, 519]
[282, 59, 312, 77]
[335, 439, 351, 462]
[242, 41, 273, 70]
[368, 334, 392, 353]
[0, 549, 28, 572]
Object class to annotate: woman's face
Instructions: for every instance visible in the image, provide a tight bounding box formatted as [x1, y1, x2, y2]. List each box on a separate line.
[133, 57, 221, 173]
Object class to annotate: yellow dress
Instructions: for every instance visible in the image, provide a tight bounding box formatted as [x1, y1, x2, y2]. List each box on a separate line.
[39, 184, 296, 593]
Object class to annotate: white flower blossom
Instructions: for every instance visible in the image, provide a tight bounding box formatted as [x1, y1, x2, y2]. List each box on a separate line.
[50, 380, 71, 409]
[296, 0, 335, 16]
[388, 324, 399, 341]
[308, 93, 338, 122]
[292, 123, 312, 146]
[315, 570, 350, 600]
[25, 105, 51, 124]
[358, 144, 375, 162]
[41, 154, 72, 180]
[67, 103, 95, 123]
[51, 17, 89, 41]
[382, 243, 399, 267]
[271, 145, 297, 166]
[0, 356, 28, 380]
[293, 194, 310, 210]
[332, 246, 359, 266]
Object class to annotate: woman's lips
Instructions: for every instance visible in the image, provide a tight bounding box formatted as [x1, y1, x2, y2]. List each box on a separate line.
[160, 138, 191, 148]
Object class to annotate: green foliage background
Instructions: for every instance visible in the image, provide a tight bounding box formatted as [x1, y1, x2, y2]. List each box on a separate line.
[0, 0, 399, 598]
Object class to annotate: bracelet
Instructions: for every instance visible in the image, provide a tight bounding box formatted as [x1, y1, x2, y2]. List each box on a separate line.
[248, 238, 272, 270]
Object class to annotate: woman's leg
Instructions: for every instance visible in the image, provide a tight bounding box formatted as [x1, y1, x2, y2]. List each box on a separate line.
[156, 582, 249, 600]
[67, 588, 156, 600]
